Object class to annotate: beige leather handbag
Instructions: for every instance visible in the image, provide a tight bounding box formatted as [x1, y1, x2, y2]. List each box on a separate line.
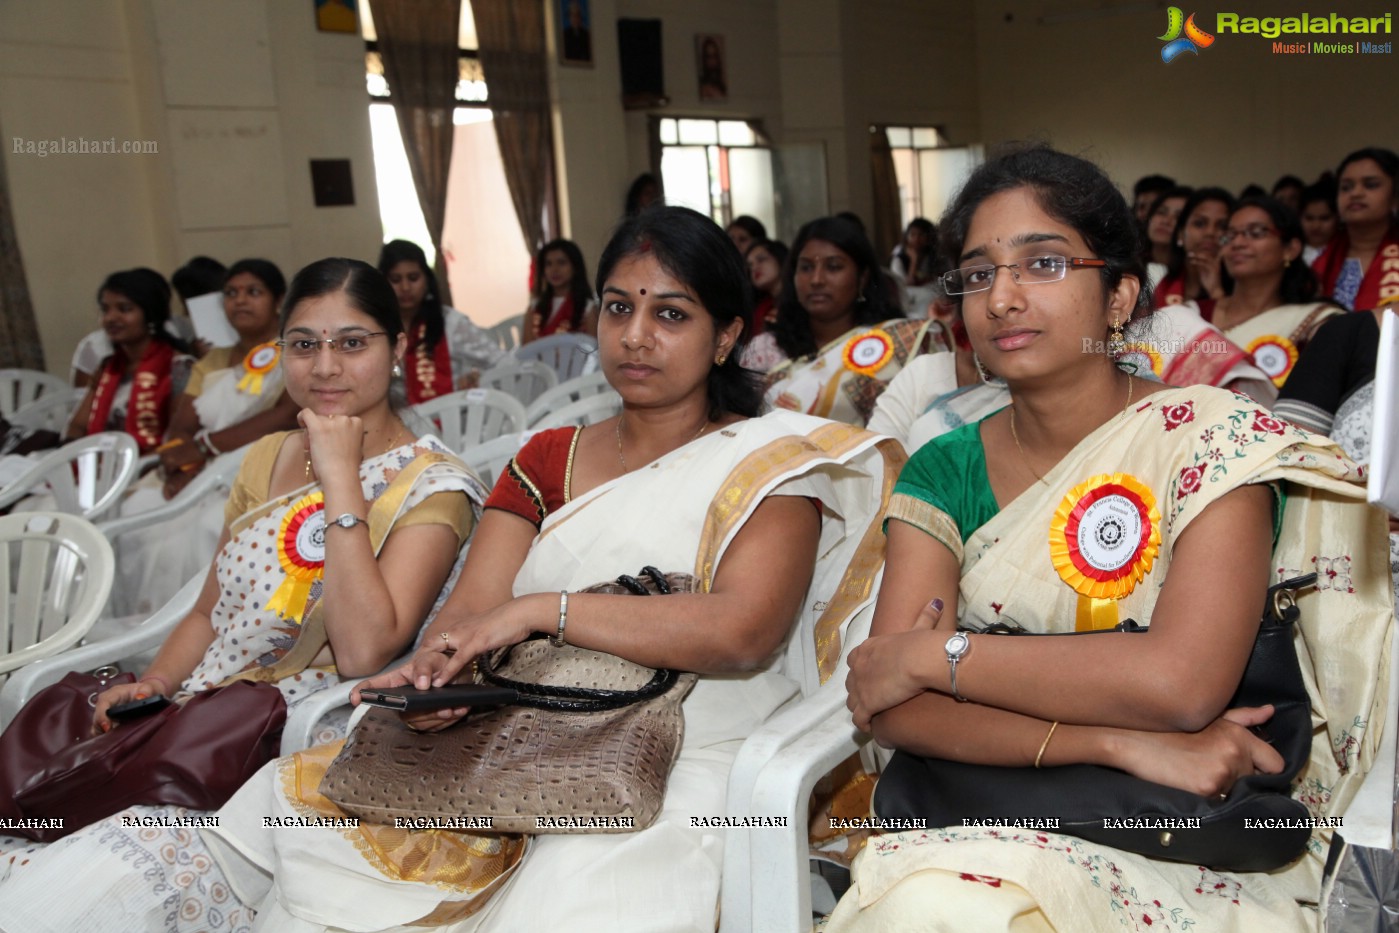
[321, 568, 698, 833]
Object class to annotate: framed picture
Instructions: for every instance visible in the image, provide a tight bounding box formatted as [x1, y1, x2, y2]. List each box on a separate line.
[560, 0, 594, 66]
[315, 0, 358, 34]
[696, 34, 727, 101]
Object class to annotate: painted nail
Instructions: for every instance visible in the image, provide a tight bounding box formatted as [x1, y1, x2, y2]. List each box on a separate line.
[930, 598, 944, 612]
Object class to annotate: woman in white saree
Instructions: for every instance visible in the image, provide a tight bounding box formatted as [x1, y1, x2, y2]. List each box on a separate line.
[164, 206, 902, 932]
[832, 146, 1393, 933]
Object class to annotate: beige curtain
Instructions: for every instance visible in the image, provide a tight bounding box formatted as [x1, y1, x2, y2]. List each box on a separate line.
[869, 128, 902, 264]
[473, 0, 553, 253]
[367, 0, 460, 306]
[0, 120, 44, 370]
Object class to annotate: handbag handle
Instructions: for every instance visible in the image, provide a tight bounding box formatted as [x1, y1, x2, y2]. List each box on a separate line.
[479, 567, 687, 713]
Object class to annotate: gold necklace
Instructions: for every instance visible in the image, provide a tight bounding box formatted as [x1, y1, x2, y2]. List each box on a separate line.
[1009, 375, 1134, 485]
[615, 415, 710, 473]
[305, 421, 409, 483]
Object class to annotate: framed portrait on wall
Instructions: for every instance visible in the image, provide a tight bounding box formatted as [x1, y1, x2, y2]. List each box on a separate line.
[696, 34, 727, 101]
[560, 0, 594, 66]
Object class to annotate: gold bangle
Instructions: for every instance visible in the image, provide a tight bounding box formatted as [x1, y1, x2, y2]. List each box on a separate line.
[1034, 721, 1060, 769]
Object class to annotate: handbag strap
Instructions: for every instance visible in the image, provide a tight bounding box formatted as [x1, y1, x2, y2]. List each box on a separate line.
[479, 567, 687, 712]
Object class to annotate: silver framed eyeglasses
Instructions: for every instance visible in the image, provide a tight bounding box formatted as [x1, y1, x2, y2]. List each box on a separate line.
[276, 332, 389, 357]
[941, 255, 1108, 296]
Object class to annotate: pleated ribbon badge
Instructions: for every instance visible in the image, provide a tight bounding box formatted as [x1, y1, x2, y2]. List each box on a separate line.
[237, 341, 281, 395]
[265, 491, 326, 621]
[1048, 473, 1161, 631]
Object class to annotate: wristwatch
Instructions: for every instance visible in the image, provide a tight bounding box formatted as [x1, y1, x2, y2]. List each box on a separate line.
[328, 513, 367, 530]
[944, 632, 972, 702]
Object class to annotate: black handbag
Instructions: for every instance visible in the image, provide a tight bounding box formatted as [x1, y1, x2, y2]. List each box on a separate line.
[872, 574, 1317, 873]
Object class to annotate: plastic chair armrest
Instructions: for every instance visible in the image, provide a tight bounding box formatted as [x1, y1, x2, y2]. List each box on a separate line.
[0, 573, 201, 728]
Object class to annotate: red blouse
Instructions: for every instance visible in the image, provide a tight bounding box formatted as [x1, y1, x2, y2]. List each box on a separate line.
[484, 427, 580, 527]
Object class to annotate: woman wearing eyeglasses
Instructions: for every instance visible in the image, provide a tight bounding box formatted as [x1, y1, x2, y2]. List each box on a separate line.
[740, 215, 947, 427]
[1213, 197, 1342, 390]
[827, 145, 1391, 933]
[0, 259, 487, 931]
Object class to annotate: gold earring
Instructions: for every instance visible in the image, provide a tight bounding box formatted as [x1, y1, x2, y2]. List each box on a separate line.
[1107, 318, 1126, 359]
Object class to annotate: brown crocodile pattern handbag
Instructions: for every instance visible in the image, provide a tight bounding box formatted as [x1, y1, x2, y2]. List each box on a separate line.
[322, 568, 698, 834]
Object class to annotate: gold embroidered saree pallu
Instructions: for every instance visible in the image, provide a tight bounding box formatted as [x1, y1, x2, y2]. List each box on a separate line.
[764, 318, 947, 426]
[203, 411, 902, 931]
[838, 387, 1394, 933]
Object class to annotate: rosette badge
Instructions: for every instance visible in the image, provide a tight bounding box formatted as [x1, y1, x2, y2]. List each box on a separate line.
[841, 329, 894, 376]
[1049, 473, 1161, 630]
[265, 491, 327, 621]
[237, 341, 281, 395]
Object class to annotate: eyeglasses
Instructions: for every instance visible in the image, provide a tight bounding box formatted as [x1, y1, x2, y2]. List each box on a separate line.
[276, 332, 389, 357]
[1218, 224, 1280, 246]
[941, 255, 1107, 296]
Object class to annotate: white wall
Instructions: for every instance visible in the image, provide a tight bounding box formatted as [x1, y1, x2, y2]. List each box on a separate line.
[0, 0, 381, 375]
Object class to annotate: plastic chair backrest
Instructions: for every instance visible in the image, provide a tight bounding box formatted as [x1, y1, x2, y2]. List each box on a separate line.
[487, 315, 524, 352]
[7, 387, 85, 433]
[524, 371, 616, 427]
[0, 511, 115, 677]
[531, 392, 623, 430]
[477, 359, 559, 408]
[0, 369, 68, 418]
[461, 431, 529, 489]
[512, 333, 599, 383]
[410, 388, 528, 454]
[0, 432, 140, 522]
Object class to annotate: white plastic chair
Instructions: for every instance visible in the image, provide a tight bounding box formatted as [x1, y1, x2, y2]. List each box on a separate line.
[95, 447, 248, 545]
[530, 392, 622, 430]
[486, 314, 524, 352]
[0, 512, 115, 683]
[461, 431, 530, 489]
[524, 371, 616, 427]
[477, 359, 559, 408]
[0, 572, 200, 729]
[512, 333, 599, 383]
[0, 368, 68, 418]
[718, 593, 880, 933]
[410, 388, 528, 455]
[8, 387, 85, 435]
[0, 432, 140, 522]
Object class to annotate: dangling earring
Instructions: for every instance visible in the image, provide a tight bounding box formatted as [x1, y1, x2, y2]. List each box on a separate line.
[392, 361, 404, 379]
[973, 353, 995, 384]
[1107, 318, 1126, 359]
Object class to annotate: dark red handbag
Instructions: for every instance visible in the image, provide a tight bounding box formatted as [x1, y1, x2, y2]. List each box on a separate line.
[0, 670, 286, 842]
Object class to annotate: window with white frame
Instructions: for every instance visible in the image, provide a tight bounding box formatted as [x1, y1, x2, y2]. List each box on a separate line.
[885, 126, 981, 229]
[657, 118, 776, 238]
